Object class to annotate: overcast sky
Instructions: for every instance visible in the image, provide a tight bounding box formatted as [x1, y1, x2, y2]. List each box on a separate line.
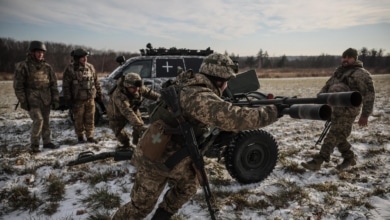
[1, 0, 389, 56]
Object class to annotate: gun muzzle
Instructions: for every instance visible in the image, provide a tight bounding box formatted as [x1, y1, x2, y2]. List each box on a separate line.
[282, 104, 331, 120]
[317, 92, 362, 107]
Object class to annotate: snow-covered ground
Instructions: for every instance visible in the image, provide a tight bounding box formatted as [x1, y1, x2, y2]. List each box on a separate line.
[0, 75, 389, 220]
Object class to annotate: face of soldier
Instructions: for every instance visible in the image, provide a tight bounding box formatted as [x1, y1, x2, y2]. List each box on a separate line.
[127, 86, 139, 94]
[216, 80, 228, 92]
[341, 56, 355, 67]
[33, 50, 45, 61]
[79, 56, 87, 65]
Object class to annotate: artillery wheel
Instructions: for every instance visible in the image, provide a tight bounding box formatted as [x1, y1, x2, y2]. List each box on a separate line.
[224, 129, 278, 184]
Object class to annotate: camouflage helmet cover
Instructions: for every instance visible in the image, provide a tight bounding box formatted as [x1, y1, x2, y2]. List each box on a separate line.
[123, 72, 143, 88]
[28, 41, 46, 52]
[71, 48, 89, 57]
[199, 53, 237, 80]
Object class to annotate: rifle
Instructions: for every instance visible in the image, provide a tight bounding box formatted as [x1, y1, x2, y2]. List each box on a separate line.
[66, 149, 133, 166]
[230, 91, 362, 121]
[14, 101, 19, 110]
[315, 120, 331, 146]
[160, 86, 216, 220]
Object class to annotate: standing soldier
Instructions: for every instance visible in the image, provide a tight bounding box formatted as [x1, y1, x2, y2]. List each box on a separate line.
[62, 48, 102, 143]
[301, 48, 375, 171]
[13, 40, 60, 153]
[112, 53, 279, 219]
[107, 73, 160, 149]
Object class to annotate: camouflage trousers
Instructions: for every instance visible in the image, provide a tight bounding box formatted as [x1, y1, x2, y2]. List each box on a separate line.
[319, 113, 357, 161]
[112, 156, 198, 219]
[72, 99, 95, 138]
[108, 119, 129, 146]
[28, 103, 52, 145]
[109, 117, 143, 146]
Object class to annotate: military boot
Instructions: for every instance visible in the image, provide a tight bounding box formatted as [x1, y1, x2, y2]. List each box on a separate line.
[301, 155, 324, 171]
[43, 142, 59, 149]
[151, 208, 173, 220]
[30, 144, 41, 153]
[87, 137, 98, 144]
[336, 156, 356, 171]
[78, 136, 85, 143]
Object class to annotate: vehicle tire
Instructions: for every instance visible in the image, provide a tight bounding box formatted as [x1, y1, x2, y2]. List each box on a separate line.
[67, 104, 102, 125]
[224, 129, 278, 184]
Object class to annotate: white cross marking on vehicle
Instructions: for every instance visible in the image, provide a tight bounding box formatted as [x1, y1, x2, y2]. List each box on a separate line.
[162, 61, 173, 72]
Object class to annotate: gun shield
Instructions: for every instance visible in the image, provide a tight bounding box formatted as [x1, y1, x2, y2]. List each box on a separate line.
[283, 104, 331, 120]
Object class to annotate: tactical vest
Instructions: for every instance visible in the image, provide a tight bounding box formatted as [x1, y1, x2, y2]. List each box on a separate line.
[26, 61, 50, 90]
[149, 84, 207, 142]
[71, 63, 96, 100]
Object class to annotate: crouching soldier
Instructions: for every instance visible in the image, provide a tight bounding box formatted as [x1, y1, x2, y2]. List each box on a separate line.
[107, 73, 160, 149]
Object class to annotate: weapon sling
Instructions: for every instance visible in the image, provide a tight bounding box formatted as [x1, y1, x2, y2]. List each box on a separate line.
[315, 120, 331, 146]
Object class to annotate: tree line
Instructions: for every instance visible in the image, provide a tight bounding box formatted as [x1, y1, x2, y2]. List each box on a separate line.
[0, 38, 139, 74]
[228, 48, 390, 71]
[1, 37, 389, 75]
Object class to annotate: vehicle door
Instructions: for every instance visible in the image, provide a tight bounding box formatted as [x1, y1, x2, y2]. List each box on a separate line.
[155, 57, 185, 92]
[183, 57, 204, 72]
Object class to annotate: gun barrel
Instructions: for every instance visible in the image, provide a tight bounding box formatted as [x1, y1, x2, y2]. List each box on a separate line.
[317, 92, 362, 107]
[282, 104, 331, 120]
[232, 91, 361, 108]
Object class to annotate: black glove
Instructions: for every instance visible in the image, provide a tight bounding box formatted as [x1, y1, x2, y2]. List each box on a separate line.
[65, 99, 73, 108]
[51, 101, 60, 110]
[274, 104, 289, 118]
[20, 102, 30, 111]
[135, 125, 148, 133]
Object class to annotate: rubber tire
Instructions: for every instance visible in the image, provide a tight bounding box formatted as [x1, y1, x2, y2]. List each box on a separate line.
[68, 104, 102, 125]
[224, 129, 278, 184]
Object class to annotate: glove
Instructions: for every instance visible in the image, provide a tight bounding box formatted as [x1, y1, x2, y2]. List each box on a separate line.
[95, 95, 103, 103]
[20, 102, 30, 111]
[274, 104, 289, 118]
[135, 125, 148, 133]
[65, 99, 73, 108]
[51, 101, 60, 110]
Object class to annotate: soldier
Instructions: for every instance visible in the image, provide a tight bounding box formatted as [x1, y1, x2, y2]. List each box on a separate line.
[107, 73, 160, 149]
[13, 40, 60, 153]
[62, 48, 102, 143]
[301, 48, 375, 171]
[112, 53, 279, 220]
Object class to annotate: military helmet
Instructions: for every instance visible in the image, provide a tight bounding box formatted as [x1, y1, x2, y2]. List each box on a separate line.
[71, 48, 89, 57]
[199, 53, 237, 80]
[123, 73, 143, 88]
[28, 41, 46, 52]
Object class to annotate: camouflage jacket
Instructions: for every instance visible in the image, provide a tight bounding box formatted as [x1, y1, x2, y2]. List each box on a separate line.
[107, 80, 160, 126]
[62, 62, 102, 101]
[320, 60, 375, 117]
[13, 56, 59, 107]
[180, 73, 278, 133]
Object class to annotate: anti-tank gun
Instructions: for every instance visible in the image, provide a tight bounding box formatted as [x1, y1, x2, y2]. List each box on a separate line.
[201, 69, 362, 184]
[66, 69, 362, 186]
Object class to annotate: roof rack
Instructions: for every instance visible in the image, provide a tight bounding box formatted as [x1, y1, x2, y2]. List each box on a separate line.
[140, 43, 214, 56]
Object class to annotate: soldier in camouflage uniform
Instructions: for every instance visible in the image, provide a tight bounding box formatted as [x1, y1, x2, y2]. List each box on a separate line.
[301, 48, 375, 171]
[62, 48, 102, 143]
[13, 41, 60, 153]
[112, 53, 279, 220]
[107, 73, 160, 149]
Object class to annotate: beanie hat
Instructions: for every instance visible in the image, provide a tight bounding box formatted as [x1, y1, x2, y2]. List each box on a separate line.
[342, 48, 358, 60]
